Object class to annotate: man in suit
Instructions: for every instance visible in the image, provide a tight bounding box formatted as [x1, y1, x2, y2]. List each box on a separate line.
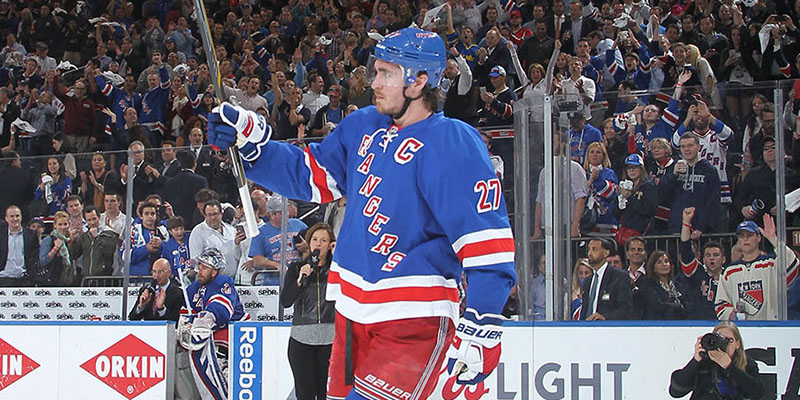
[159, 141, 181, 179]
[0, 205, 40, 287]
[0, 151, 35, 219]
[548, 0, 567, 40]
[163, 150, 209, 228]
[475, 28, 511, 90]
[580, 238, 634, 320]
[187, 127, 215, 181]
[129, 258, 184, 321]
[561, 0, 598, 55]
[119, 140, 161, 205]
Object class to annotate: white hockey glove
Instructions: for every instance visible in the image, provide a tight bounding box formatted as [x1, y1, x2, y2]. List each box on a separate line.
[189, 311, 216, 351]
[207, 102, 272, 162]
[445, 310, 504, 385]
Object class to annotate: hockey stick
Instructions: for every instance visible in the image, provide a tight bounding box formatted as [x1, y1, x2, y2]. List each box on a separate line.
[177, 265, 193, 312]
[192, 0, 260, 239]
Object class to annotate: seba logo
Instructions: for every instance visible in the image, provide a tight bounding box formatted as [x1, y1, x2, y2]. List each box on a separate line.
[0, 338, 40, 392]
[80, 334, 166, 399]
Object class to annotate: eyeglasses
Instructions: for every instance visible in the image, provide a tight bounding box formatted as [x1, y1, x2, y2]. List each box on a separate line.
[762, 119, 775, 125]
[764, 144, 776, 150]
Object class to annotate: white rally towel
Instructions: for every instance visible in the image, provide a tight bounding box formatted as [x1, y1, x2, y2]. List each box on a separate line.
[786, 187, 800, 213]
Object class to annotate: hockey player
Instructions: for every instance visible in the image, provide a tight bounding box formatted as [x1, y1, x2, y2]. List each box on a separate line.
[182, 247, 247, 400]
[715, 215, 799, 320]
[672, 98, 734, 204]
[207, 27, 516, 399]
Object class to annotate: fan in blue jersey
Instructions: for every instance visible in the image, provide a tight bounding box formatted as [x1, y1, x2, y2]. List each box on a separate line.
[207, 27, 516, 400]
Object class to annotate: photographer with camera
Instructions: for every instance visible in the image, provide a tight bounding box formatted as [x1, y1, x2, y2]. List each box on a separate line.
[279, 223, 336, 400]
[669, 321, 764, 399]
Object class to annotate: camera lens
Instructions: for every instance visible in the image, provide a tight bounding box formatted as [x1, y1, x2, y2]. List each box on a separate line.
[700, 332, 729, 354]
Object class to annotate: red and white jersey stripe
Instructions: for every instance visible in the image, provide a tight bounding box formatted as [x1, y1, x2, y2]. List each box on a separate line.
[326, 261, 460, 324]
[303, 147, 343, 204]
[451, 228, 515, 269]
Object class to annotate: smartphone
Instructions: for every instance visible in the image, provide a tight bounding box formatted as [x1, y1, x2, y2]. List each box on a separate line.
[479, 86, 488, 96]
[236, 224, 245, 236]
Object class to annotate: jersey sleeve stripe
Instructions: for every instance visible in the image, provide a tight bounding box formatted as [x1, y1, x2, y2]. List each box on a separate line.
[462, 252, 515, 268]
[715, 302, 732, 317]
[456, 237, 515, 259]
[724, 266, 743, 279]
[207, 294, 234, 318]
[787, 258, 798, 286]
[779, 63, 791, 78]
[680, 259, 698, 277]
[463, 308, 506, 326]
[452, 228, 513, 254]
[328, 270, 460, 303]
[662, 107, 679, 126]
[303, 147, 341, 204]
[101, 83, 112, 96]
[597, 180, 614, 198]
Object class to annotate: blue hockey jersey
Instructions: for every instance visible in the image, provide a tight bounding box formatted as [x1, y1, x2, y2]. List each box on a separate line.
[140, 66, 171, 135]
[187, 273, 246, 329]
[95, 75, 142, 131]
[241, 107, 517, 324]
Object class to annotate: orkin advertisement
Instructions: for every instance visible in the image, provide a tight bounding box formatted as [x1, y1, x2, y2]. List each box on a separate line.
[0, 322, 175, 400]
[230, 321, 800, 400]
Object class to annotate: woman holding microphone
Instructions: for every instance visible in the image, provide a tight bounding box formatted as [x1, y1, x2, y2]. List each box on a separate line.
[280, 223, 336, 400]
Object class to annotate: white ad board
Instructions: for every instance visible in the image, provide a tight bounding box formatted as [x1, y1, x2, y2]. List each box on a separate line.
[0, 322, 175, 400]
[230, 321, 800, 400]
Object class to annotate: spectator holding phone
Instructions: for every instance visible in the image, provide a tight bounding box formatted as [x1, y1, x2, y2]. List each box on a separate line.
[128, 202, 168, 277]
[669, 321, 764, 399]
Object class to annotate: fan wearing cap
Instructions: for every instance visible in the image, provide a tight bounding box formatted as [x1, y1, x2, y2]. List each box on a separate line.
[508, 10, 533, 48]
[614, 154, 658, 245]
[479, 65, 516, 127]
[715, 215, 798, 320]
[309, 84, 346, 137]
[207, 27, 515, 398]
[248, 195, 308, 285]
[182, 247, 247, 400]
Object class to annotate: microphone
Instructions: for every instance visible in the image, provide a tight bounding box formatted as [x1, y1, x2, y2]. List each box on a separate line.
[299, 249, 320, 288]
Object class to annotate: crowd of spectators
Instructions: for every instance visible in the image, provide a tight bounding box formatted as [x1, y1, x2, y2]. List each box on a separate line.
[0, 0, 796, 320]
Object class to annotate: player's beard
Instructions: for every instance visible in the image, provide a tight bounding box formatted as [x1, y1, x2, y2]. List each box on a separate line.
[373, 90, 403, 116]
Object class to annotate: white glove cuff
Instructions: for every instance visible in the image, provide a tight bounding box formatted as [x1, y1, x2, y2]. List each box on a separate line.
[216, 104, 271, 146]
[455, 317, 503, 349]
